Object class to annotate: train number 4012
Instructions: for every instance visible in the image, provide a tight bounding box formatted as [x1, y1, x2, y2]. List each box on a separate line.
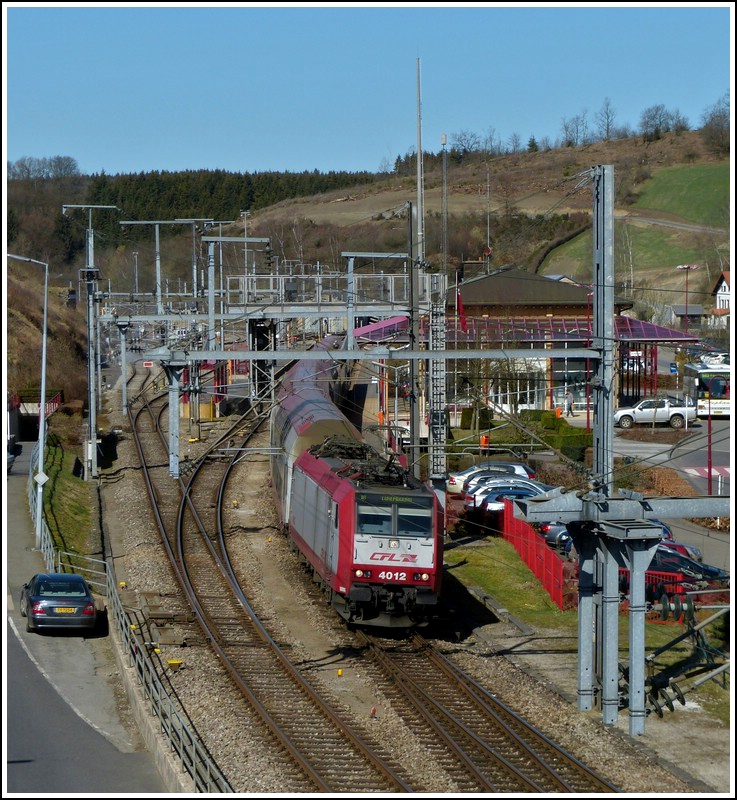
[377, 570, 407, 581]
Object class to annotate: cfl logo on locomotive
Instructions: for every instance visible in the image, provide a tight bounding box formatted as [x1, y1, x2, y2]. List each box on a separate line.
[369, 553, 418, 562]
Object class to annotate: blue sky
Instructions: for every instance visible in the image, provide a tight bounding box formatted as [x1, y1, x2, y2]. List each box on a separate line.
[3, 3, 733, 176]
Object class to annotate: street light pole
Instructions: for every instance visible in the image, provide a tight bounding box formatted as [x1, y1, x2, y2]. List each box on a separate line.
[8, 254, 49, 548]
[63, 204, 119, 479]
[707, 380, 713, 495]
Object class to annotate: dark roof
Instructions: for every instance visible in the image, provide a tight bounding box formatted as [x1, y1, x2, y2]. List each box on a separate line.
[672, 304, 706, 316]
[456, 267, 631, 310]
[710, 271, 730, 294]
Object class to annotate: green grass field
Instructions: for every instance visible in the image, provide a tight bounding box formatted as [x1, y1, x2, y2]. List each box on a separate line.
[633, 163, 730, 227]
[540, 161, 729, 288]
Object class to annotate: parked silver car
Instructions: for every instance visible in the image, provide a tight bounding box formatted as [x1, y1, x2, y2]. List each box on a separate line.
[461, 466, 538, 496]
[463, 478, 554, 513]
[613, 396, 697, 429]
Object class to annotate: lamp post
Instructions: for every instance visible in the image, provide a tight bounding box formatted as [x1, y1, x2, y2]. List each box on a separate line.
[8, 254, 49, 548]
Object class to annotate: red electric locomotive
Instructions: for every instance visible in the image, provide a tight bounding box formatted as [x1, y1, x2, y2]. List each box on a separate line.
[270, 339, 443, 627]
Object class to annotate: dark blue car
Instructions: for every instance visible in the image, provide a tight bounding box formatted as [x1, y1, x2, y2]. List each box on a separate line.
[20, 573, 102, 633]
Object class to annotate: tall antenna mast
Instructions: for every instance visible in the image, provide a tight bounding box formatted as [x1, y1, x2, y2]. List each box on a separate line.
[485, 163, 493, 271]
[415, 57, 425, 264]
[486, 163, 491, 250]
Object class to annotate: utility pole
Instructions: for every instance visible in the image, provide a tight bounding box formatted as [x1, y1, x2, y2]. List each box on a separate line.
[116, 319, 130, 410]
[241, 210, 250, 274]
[121, 219, 197, 314]
[174, 218, 214, 301]
[415, 58, 425, 265]
[514, 166, 729, 737]
[63, 204, 118, 480]
[406, 203, 422, 481]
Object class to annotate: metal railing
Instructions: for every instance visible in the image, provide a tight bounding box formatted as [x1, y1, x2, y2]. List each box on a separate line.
[26, 448, 231, 792]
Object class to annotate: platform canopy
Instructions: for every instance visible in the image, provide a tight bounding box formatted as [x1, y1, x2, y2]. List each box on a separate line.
[354, 314, 698, 348]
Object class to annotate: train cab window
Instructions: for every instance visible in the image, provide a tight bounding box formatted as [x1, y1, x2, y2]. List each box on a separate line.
[397, 507, 433, 538]
[357, 505, 392, 535]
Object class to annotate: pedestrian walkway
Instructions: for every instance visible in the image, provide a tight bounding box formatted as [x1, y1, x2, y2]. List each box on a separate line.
[684, 466, 731, 478]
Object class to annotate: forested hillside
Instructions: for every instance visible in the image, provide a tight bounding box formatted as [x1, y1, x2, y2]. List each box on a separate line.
[5, 119, 730, 405]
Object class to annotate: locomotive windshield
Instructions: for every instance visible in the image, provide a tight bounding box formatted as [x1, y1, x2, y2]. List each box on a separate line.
[357, 496, 433, 538]
[357, 505, 392, 535]
[397, 506, 433, 537]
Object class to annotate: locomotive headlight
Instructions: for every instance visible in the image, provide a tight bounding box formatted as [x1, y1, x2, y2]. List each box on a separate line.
[389, 539, 399, 549]
[354, 569, 372, 578]
[355, 569, 364, 577]
[413, 572, 430, 581]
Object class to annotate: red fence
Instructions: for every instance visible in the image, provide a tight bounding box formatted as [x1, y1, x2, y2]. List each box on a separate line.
[501, 501, 578, 610]
[499, 501, 687, 611]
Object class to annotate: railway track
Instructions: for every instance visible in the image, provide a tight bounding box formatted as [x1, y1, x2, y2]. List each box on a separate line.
[356, 630, 619, 793]
[127, 364, 413, 793]
[122, 361, 623, 793]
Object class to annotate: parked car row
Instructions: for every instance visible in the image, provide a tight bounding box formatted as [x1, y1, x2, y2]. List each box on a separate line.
[463, 478, 555, 515]
[445, 460, 536, 495]
[447, 462, 727, 597]
[534, 519, 703, 562]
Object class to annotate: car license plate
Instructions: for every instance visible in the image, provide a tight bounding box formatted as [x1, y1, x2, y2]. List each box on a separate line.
[55, 607, 75, 614]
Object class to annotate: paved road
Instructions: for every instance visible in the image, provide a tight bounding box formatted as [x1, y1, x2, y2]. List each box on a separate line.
[4, 443, 167, 795]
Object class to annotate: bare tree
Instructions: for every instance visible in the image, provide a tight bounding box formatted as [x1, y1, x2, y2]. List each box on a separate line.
[8, 156, 40, 180]
[579, 110, 591, 145]
[561, 114, 589, 148]
[507, 132, 522, 155]
[670, 109, 690, 134]
[377, 155, 393, 174]
[451, 129, 482, 156]
[49, 156, 81, 179]
[290, 218, 307, 264]
[595, 97, 617, 141]
[639, 104, 671, 141]
[700, 93, 730, 156]
[8, 154, 80, 181]
[482, 126, 501, 156]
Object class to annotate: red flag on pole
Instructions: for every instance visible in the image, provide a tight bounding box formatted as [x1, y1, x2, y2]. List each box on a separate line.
[457, 289, 468, 333]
